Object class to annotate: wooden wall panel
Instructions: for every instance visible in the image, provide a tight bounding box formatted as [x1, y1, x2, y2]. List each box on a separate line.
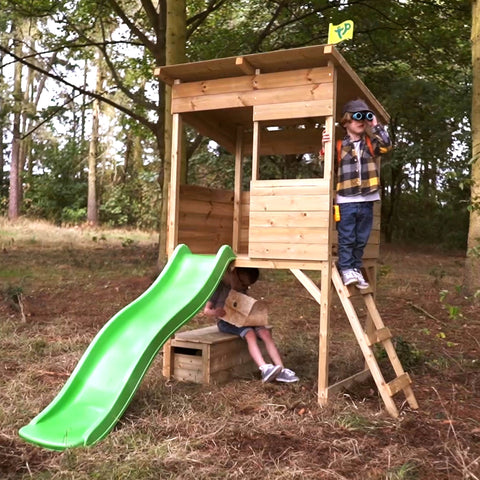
[177, 185, 234, 254]
[249, 179, 332, 261]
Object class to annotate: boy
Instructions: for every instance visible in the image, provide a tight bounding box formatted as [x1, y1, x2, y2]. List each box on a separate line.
[204, 267, 298, 383]
[323, 99, 391, 288]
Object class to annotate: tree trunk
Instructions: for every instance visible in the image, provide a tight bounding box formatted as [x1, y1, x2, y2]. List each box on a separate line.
[158, 0, 186, 267]
[465, 0, 480, 294]
[87, 53, 104, 225]
[0, 36, 5, 192]
[8, 28, 23, 220]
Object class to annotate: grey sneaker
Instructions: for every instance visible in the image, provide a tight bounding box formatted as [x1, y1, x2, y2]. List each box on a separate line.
[353, 268, 369, 289]
[260, 364, 282, 383]
[341, 269, 358, 286]
[276, 368, 299, 383]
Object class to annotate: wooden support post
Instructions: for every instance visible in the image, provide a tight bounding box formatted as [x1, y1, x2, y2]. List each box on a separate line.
[167, 112, 183, 256]
[289, 266, 331, 405]
[318, 262, 332, 405]
[252, 121, 260, 181]
[251, 69, 261, 182]
[233, 126, 244, 252]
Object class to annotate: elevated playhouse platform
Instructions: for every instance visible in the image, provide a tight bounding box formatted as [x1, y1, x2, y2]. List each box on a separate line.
[156, 44, 417, 417]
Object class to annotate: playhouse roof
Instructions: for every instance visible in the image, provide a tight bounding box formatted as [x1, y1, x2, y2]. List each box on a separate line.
[155, 45, 389, 150]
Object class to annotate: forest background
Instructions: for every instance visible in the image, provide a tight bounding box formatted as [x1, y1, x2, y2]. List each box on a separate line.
[0, 0, 478, 286]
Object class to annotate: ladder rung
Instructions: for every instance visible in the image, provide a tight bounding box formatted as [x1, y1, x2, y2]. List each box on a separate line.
[345, 285, 374, 298]
[366, 327, 392, 346]
[386, 373, 412, 397]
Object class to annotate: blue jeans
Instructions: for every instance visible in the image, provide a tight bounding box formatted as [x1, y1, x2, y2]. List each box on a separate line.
[217, 319, 267, 339]
[337, 202, 374, 271]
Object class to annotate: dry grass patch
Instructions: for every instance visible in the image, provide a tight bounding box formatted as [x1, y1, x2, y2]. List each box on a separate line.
[1, 220, 479, 479]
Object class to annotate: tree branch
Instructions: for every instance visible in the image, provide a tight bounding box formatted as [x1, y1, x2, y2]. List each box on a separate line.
[0, 43, 157, 133]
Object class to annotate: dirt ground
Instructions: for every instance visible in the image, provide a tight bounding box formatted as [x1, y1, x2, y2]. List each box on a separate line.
[1, 230, 479, 479]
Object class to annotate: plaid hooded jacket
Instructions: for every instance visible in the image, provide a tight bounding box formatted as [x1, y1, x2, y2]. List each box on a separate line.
[336, 124, 392, 197]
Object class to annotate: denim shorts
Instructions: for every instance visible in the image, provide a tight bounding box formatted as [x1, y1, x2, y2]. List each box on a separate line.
[217, 319, 267, 339]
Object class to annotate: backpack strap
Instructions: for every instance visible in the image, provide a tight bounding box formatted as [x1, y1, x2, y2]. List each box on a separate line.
[336, 139, 342, 165]
[365, 136, 375, 157]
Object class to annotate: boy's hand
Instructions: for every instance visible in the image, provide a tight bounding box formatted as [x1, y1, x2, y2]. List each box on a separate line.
[322, 131, 330, 144]
[367, 114, 378, 128]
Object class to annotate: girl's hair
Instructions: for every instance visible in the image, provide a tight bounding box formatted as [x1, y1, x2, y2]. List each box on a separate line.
[235, 267, 260, 285]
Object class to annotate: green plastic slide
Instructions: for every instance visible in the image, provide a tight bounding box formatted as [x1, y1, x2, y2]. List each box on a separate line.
[19, 244, 235, 450]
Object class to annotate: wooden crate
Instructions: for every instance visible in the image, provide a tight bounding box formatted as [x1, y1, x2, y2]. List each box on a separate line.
[162, 325, 262, 384]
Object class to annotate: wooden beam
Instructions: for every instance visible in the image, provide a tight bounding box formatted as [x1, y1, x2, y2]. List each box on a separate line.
[290, 269, 322, 304]
[171, 66, 334, 99]
[182, 113, 236, 153]
[172, 83, 334, 113]
[328, 369, 372, 396]
[253, 98, 333, 122]
[235, 56, 255, 75]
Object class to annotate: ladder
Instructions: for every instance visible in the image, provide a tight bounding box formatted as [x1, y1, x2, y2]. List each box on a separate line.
[331, 264, 419, 417]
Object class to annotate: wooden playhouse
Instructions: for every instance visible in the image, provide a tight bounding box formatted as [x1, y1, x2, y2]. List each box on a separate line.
[155, 44, 418, 417]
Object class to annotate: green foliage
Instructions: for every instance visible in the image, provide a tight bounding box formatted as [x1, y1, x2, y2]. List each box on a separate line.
[99, 171, 160, 229]
[0, 0, 474, 251]
[375, 336, 425, 371]
[23, 139, 88, 225]
[382, 190, 470, 249]
[385, 461, 420, 480]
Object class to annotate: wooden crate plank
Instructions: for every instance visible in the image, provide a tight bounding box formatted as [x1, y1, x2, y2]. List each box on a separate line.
[174, 354, 203, 370]
[173, 325, 231, 343]
[162, 340, 173, 379]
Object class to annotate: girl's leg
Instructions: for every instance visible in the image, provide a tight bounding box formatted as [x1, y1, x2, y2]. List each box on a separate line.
[244, 330, 267, 367]
[256, 328, 283, 367]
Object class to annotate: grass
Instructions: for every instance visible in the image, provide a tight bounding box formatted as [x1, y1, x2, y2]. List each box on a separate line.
[1, 219, 479, 479]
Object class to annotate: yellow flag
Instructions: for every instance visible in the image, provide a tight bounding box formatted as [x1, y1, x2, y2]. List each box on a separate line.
[328, 20, 354, 44]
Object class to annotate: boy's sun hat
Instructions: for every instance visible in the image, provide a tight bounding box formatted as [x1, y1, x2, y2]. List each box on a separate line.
[342, 99, 370, 114]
